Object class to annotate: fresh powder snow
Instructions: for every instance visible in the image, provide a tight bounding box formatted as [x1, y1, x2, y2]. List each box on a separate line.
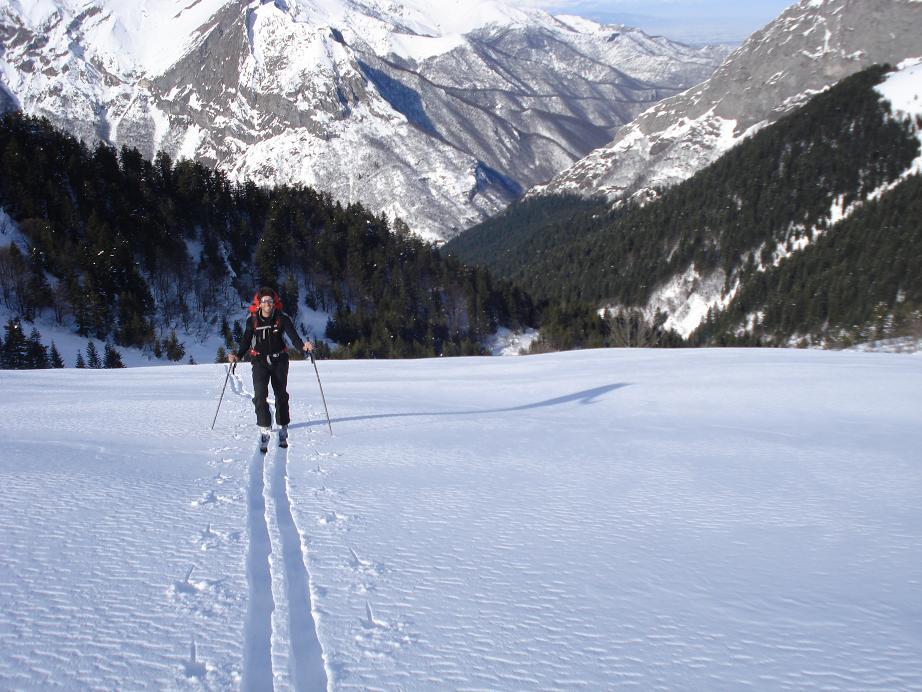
[1, 348, 920, 689]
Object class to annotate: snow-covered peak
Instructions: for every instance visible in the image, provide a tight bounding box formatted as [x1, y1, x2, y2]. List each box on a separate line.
[2, 0, 67, 27]
[0, 0, 534, 76]
[1, 0, 234, 77]
[287, 0, 552, 62]
[551, 14, 607, 34]
[0, 0, 728, 240]
[361, 0, 532, 35]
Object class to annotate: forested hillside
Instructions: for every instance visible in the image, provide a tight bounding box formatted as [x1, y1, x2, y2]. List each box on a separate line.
[3, 62, 919, 367]
[446, 65, 922, 346]
[692, 173, 922, 346]
[0, 113, 535, 362]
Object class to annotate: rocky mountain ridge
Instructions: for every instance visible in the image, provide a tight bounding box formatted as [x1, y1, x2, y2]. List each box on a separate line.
[533, 0, 922, 204]
[0, 0, 730, 240]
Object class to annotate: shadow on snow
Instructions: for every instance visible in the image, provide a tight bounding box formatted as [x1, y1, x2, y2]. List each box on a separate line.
[290, 383, 630, 430]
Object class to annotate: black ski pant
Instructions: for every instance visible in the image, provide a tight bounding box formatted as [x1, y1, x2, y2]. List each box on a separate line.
[251, 354, 291, 428]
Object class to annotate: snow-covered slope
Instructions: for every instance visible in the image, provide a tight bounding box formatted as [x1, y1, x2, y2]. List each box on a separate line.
[0, 0, 729, 241]
[534, 0, 922, 203]
[1, 348, 921, 688]
[876, 56, 922, 176]
[638, 57, 922, 339]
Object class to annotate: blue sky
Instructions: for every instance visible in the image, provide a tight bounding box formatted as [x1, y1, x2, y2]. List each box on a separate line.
[521, 0, 796, 44]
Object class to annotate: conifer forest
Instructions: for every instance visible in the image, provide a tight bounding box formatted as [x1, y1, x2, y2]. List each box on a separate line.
[2, 66, 921, 368]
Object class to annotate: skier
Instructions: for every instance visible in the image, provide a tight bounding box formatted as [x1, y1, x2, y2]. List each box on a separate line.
[228, 287, 314, 450]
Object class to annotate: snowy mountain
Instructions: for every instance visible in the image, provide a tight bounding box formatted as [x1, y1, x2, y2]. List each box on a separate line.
[2, 348, 921, 688]
[533, 0, 922, 203]
[0, 0, 729, 241]
[447, 60, 922, 347]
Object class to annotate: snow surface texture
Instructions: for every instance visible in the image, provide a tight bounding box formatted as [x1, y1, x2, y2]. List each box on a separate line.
[1, 348, 921, 689]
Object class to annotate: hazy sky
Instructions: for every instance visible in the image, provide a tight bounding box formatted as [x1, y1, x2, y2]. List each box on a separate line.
[520, 0, 796, 44]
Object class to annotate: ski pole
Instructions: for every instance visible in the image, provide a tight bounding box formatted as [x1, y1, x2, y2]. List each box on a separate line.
[211, 362, 236, 430]
[310, 351, 333, 436]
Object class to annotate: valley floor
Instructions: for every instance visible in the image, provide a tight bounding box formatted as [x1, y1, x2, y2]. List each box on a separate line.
[1, 348, 920, 690]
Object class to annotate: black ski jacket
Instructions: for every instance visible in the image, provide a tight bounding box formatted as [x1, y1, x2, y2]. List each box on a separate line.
[236, 310, 304, 363]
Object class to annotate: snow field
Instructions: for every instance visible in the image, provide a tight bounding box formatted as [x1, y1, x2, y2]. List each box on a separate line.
[1, 348, 921, 690]
[0, 367, 250, 688]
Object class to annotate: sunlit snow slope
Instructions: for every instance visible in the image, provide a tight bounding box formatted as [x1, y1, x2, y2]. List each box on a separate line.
[1, 348, 920, 689]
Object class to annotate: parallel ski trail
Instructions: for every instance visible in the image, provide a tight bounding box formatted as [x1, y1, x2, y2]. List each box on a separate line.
[243, 448, 274, 691]
[270, 446, 328, 691]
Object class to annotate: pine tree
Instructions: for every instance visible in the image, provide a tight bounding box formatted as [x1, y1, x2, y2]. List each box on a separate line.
[220, 318, 234, 349]
[86, 340, 102, 368]
[281, 273, 300, 317]
[164, 330, 185, 361]
[103, 342, 125, 368]
[215, 345, 227, 363]
[26, 251, 53, 317]
[1, 319, 26, 369]
[50, 341, 65, 368]
[75, 351, 86, 368]
[26, 327, 49, 369]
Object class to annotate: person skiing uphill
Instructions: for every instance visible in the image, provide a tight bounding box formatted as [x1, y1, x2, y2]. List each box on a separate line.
[228, 287, 313, 449]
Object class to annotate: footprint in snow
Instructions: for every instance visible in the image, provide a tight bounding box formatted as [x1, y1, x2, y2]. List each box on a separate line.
[314, 484, 344, 498]
[198, 523, 236, 550]
[191, 489, 238, 507]
[169, 566, 238, 616]
[182, 638, 207, 679]
[318, 510, 352, 528]
[349, 547, 386, 577]
[363, 600, 387, 629]
[355, 601, 415, 658]
[212, 471, 233, 485]
[191, 490, 219, 507]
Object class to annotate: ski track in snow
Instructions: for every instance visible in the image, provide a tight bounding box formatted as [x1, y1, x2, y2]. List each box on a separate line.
[0, 365, 330, 690]
[1, 351, 921, 690]
[267, 445, 329, 690]
[235, 369, 328, 691]
[243, 445, 275, 690]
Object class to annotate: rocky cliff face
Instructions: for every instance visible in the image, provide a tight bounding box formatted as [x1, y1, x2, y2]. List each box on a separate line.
[0, 0, 730, 241]
[534, 0, 922, 203]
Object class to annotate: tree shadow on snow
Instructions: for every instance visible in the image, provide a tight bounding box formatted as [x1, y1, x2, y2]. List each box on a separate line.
[289, 383, 629, 431]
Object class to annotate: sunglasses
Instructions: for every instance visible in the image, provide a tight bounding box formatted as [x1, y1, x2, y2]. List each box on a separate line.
[260, 298, 274, 304]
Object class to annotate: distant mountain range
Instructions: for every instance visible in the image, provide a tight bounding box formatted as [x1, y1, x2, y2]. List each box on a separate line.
[0, 0, 730, 241]
[533, 0, 922, 204]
